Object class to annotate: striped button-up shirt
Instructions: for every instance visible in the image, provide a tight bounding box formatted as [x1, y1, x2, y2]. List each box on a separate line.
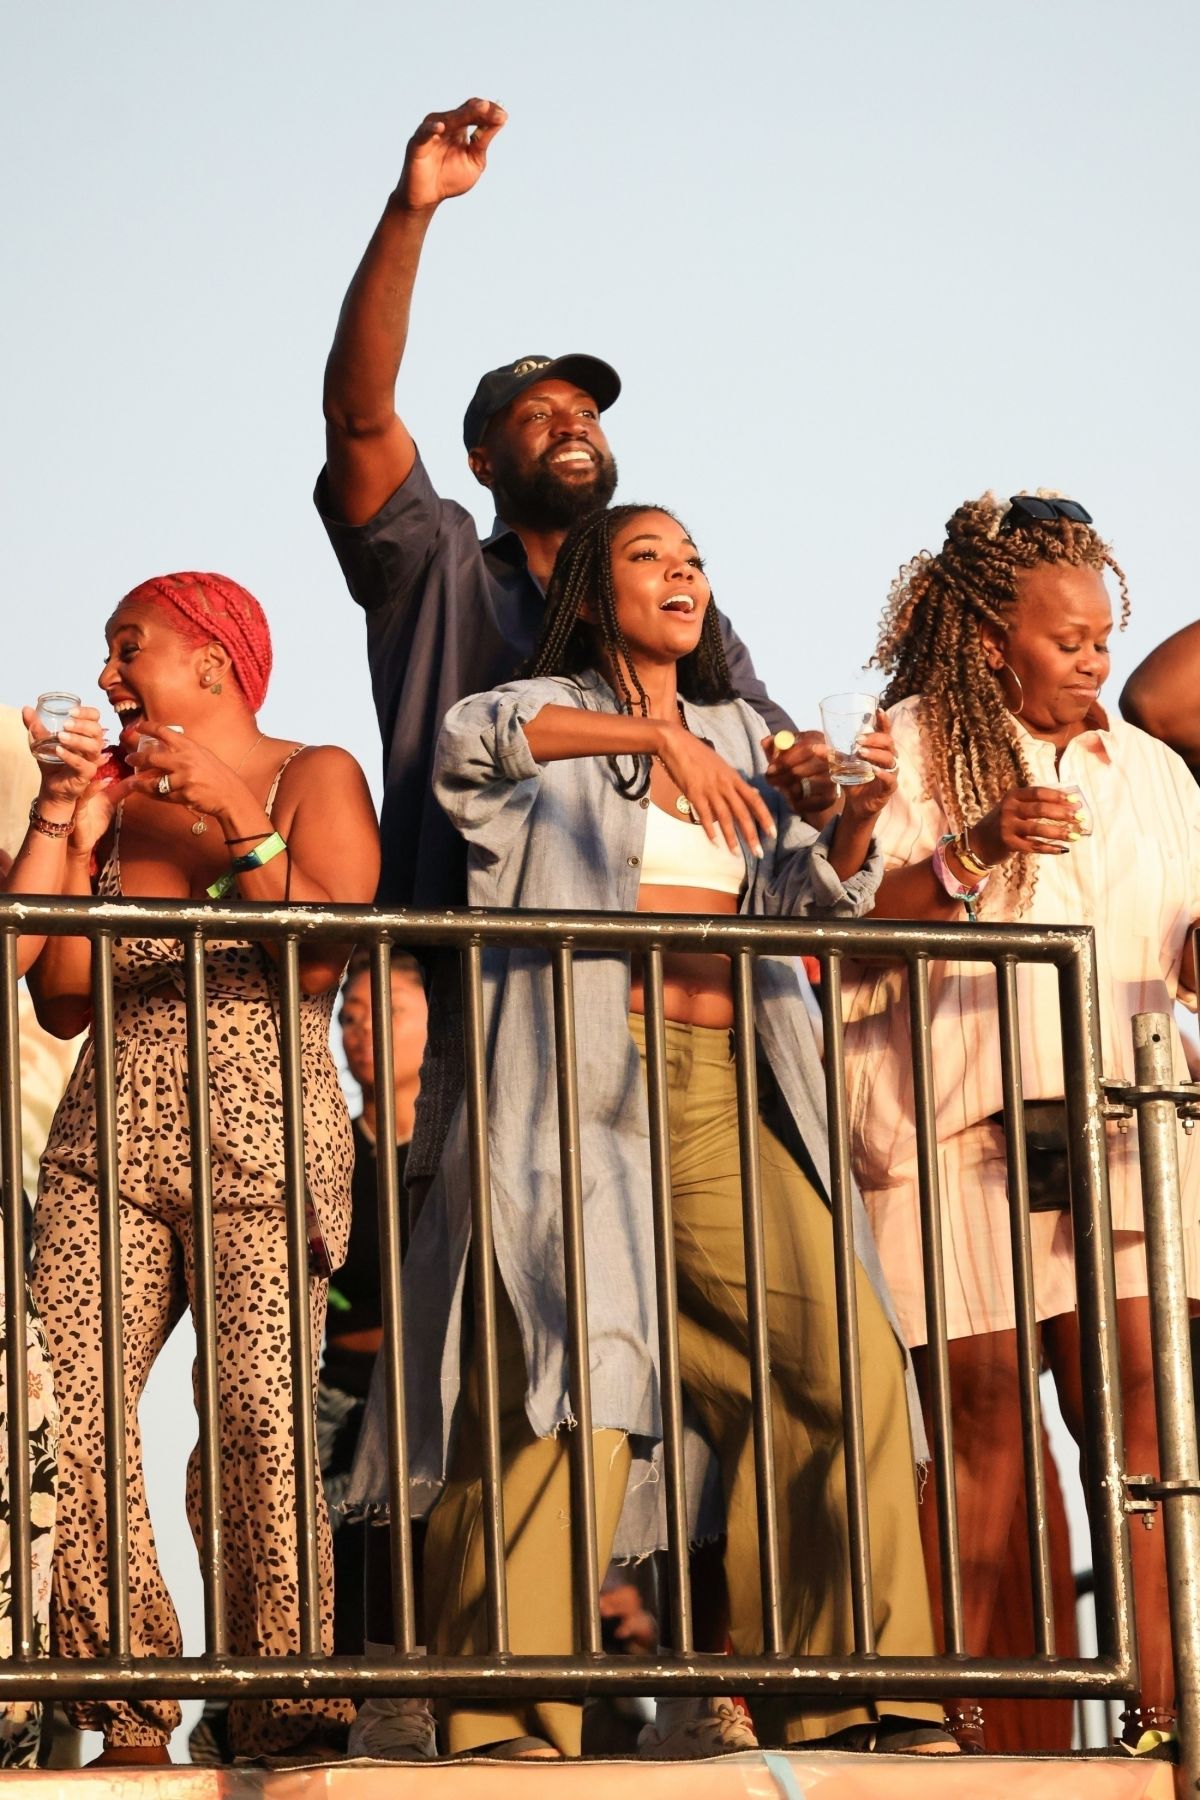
[844, 695, 1200, 1229]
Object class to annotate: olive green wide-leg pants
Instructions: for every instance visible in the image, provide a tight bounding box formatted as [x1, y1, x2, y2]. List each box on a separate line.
[424, 1015, 938, 1754]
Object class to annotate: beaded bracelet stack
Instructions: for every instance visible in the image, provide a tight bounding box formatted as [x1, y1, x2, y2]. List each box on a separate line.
[27, 800, 72, 840]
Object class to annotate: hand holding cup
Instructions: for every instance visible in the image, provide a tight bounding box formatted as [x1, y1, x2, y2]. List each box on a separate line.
[762, 729, 839, 821]
[22, 700, 105, 803]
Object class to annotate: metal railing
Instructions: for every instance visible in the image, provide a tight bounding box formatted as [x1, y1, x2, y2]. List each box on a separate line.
[0, 895, 1195, 1775]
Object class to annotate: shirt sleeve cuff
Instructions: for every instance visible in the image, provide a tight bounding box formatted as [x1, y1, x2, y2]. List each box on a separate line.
[807, 824, 883, 913]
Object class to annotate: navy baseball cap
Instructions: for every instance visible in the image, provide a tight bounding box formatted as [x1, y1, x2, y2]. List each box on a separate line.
[463, 353, 621, 450]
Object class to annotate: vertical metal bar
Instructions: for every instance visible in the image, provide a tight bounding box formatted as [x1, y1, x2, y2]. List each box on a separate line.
[461, 940, 509, 1654]
[278, 936, 320, 1655]
[1057, 943, 1134, 1678]
[0, 930, 32, 1657]
[908, 952, 965, 1652]
[819, 951, 875, 1654]
[183, 932, 226, 1655]
[552, 944, 600, 1655]
[995, 955, 1054, 1656]
[90, 931, 130, 1657]
[369, 940, 416, 1655]
[731, 949, 783, 1655]
[643, 946, 692, 1655]
[1130, 1011, 1200, 1792]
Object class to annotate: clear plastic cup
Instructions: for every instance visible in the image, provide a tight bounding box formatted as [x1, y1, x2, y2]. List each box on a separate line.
[33, 691, 81, 766]
[1060, 783, 1093, 839]
[819, 692, 878, 787]
[136, 725, 184, 753]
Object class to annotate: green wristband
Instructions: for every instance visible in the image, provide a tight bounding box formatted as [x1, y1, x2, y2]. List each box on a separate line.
[206, 831, 287, 900]
[232, 829, 287, 873]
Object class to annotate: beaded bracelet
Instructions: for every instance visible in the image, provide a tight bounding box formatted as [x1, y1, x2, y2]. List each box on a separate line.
[27, 800, 73, 841]
[932, 833, 988, 923]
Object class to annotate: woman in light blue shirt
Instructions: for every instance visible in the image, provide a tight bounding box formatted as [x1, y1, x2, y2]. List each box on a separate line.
[381, 504, 950, 1761]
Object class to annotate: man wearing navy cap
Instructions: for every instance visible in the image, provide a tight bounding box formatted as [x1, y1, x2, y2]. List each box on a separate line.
[316, 99, 791, 1765]
[318, 97, 792, 914]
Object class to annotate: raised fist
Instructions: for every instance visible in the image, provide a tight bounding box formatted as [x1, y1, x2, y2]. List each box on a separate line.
[396, 98, 508, 211]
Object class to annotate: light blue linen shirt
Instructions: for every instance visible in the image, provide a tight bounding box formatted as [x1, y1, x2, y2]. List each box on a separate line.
[399, 670, 924, 1557]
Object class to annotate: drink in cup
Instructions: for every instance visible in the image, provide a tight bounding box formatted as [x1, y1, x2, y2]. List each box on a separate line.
[136, 725, 184, 753]
[32, 692, 81, 766]
[1060, 784, 1093, 839]
[819, 692, 878, 787]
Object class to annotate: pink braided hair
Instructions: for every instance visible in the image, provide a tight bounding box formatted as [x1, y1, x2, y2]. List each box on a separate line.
[120, 572, 274, 712]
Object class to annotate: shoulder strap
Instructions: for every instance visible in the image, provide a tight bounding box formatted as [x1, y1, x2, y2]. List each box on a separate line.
[266, 746, 306, 817]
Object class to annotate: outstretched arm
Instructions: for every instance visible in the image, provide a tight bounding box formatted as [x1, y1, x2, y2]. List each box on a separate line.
[1120, 620, 1200, 772]
[323, 97, 507, 527]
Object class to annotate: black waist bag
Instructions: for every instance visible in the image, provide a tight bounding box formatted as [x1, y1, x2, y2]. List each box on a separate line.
[989, 1101, 1072, 1213]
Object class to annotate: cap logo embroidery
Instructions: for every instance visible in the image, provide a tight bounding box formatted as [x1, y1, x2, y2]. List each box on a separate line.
[512, 358, 550, 376]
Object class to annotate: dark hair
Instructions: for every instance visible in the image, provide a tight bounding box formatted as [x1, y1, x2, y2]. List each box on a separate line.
[341, 947, 422, 997]
[526, 504, 736, 797]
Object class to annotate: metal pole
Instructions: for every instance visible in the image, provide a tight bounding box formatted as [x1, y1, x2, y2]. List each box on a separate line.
[369, 939, 416, 1655]
[1057, 946, 1135, 1683]
[551, 944, 601, 1655]
[731, 950, 783, 1655]
[91, 932, 131, 1657]
[908, 953, 964, 1652]
[642, 947, 692, 1654]
[461, 940, 509, 1653]
[278, 936, 320, 1655]
[183, 932, 226, 1655]
[1131, 1011, 1200, 1793]
[995, 955, 1054, 1655]
[0, 931, 32, 1658]
[820, 951, 875, 1654]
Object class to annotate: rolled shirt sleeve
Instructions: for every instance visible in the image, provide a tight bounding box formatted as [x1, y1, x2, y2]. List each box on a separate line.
[434, 679, 573, 849]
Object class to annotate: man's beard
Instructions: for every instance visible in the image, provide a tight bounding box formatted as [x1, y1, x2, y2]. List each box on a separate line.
[492, 452, 618, 532]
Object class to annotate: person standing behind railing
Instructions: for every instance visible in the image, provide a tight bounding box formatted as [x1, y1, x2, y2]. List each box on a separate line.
[849, 491, 1200, 1761]
[25, 573, 380, 1769]
[0, 697, 104, 1766]
[319, 95, 836, 1764]
[322, 951, 426, 1645]
[383, 502, 956, 1762]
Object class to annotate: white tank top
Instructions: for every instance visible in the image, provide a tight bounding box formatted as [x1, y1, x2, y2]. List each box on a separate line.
[640, 802, 746, 896]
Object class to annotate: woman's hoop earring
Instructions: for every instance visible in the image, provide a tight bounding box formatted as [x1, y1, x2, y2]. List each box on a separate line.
[999, 659, 1025, 718]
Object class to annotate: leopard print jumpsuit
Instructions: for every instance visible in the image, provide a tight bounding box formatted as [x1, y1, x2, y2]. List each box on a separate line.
[31, 757, 354, 1754]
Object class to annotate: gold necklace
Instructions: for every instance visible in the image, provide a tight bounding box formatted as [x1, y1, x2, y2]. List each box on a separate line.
[190, 731, 265, 837]
[672, 699, 700, 823]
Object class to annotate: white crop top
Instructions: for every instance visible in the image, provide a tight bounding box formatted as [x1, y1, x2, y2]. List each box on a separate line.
[640, 802, 746, 896]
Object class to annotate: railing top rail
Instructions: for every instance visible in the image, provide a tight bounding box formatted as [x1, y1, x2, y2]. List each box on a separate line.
[0, 896, 1095, 966]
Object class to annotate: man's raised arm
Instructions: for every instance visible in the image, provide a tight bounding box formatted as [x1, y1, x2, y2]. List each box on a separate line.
[322, 98, 507, 527]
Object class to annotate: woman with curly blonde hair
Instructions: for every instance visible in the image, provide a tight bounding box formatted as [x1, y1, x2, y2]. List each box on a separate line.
[844, 491, 1198, 1759]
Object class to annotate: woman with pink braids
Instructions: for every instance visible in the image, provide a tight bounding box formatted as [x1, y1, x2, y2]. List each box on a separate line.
[28, 573, 379, 1767]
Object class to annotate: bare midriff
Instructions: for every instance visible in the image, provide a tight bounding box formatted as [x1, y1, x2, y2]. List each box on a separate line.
[630, 883, 739, 1028]
[627, 760, 742, 1028]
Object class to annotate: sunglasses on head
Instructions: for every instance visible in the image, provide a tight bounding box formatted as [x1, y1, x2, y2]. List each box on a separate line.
[1000, 496, 1094, 530]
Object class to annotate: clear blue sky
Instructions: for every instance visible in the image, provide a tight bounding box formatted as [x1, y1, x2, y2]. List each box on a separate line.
[5, 0, 1197, 1754]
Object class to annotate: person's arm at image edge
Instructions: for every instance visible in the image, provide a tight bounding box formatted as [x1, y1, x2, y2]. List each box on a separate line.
[1120, 621, 1200, 772]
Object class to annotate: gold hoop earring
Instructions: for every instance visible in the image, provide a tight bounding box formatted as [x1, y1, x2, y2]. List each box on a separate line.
[999, 659, 1025, 717]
